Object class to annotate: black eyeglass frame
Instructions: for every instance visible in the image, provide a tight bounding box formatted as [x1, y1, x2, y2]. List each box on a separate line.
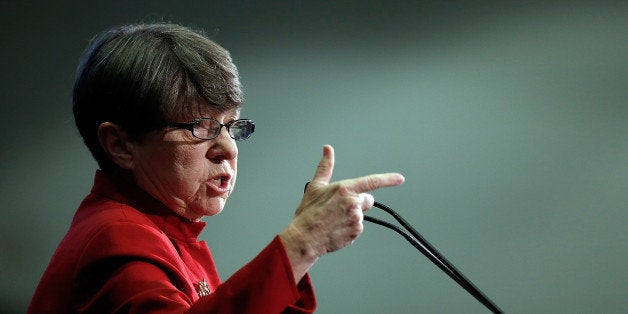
[169, 118, 255, 141]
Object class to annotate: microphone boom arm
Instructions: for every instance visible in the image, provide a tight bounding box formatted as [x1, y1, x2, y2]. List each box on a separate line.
[367, 202, 503, 314]
[302, 182, 503, 313]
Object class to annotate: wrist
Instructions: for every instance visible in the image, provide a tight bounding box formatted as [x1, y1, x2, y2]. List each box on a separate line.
[280, 223, 321, 262]
[279, 223, 320, 281]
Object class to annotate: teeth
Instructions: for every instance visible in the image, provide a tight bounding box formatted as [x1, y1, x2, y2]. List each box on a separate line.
[211, 176, 227, 184]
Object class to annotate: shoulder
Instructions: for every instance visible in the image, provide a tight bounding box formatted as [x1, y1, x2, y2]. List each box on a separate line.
[66, 194, 177, 265]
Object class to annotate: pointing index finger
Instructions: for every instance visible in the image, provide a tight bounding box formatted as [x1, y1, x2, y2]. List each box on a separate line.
[345, 173, 405, 194]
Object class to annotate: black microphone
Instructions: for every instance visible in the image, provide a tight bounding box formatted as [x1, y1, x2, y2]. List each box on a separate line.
[304, 182, 503, 314]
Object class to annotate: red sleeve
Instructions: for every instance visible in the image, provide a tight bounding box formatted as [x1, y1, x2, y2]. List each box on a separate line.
[190, 236, 316, 314]
[75, 223, 316, 313]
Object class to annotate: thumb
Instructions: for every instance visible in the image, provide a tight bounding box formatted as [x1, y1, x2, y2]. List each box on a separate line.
[310, 145, 335, 187]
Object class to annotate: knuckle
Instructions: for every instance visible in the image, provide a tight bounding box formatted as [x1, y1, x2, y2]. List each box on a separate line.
[338, 196, 355, 211]
[348, 220, 363, 239]
[365, 175, 381, 191]
[316, 161, 326, 172]
[337, 183, 352, 196]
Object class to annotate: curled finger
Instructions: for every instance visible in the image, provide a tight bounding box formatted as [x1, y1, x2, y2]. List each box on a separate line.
[359, 193, 375, 211]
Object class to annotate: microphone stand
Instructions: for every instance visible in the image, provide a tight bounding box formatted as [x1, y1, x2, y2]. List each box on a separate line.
[365, 201, 503, 314]
[303, 182, 503, 312]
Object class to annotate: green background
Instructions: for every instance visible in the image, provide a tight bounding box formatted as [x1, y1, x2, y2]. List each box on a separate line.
[2, 1, 626, 313]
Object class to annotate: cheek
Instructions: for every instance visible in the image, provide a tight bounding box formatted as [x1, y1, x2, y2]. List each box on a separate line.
[164, 150, 207, 191]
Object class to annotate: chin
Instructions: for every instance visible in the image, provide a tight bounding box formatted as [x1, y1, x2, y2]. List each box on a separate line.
[203, 208, 224, 217]
[198, 199, 227, 217]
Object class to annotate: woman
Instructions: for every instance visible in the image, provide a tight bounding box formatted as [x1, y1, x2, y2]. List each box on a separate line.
[28, 23, 404, 313]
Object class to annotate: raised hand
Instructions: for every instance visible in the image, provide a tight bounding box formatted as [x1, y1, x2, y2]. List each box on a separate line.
[279, 145, 405, 281]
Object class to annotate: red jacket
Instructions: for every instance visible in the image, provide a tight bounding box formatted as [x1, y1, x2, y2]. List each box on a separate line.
[28, 171, 316, 313]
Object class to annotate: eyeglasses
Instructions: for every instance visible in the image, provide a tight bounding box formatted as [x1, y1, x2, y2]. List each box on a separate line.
[169, 118, 255, 141]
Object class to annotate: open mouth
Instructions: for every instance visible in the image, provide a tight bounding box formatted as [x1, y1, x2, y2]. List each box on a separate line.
[208, 174, 231, 192]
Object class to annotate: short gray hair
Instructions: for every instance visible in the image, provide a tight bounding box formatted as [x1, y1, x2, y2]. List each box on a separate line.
[73, 23, 244, 173]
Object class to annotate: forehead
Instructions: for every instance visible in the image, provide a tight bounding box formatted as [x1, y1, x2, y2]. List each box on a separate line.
[177, 100, 242, 121]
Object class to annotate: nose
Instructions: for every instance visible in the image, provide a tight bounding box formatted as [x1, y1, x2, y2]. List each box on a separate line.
[206, 127, 238, 162]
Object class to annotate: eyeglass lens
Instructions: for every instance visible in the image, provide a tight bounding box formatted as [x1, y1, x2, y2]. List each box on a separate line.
[195, 119, 254, 140]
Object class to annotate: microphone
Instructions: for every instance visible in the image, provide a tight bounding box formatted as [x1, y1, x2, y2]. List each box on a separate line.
[304, 182, 503, 314]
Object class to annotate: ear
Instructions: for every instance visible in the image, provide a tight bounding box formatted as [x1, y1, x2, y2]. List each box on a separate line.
[97, 122, 135, 170]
